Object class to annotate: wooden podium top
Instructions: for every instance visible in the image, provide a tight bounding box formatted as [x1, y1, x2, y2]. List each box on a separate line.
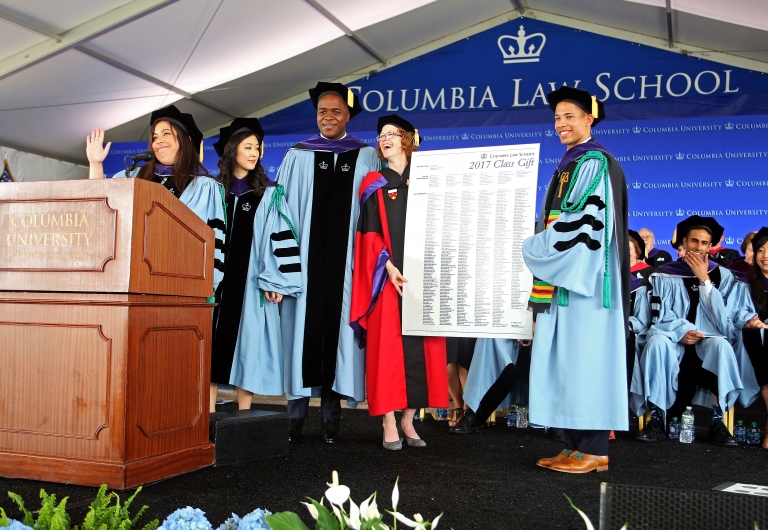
[0, 178, 214, 298]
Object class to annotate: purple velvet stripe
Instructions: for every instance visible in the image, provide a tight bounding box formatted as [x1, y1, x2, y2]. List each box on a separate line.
[648, 248, 662, 259]
[297, 134, 368, 154]
[229, 177, 253, 196]
[630, 275, 644, 292]
[654, 259, 718, 277]
[351, 247, 391, 338]
[154, 162, 207, 176]
[360, 176, 388, 209]
[556, 139, 612, 173]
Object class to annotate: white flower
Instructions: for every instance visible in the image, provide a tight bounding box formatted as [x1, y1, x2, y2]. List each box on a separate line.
[302, 502, 318, 521]
[327, 470, 340, 487]
[325, 485, 351, 507]
[391, 479, 400, 511]
[344, 498, 361, 530]
[431, 514, 442, 529]
[391, 512, 427, 529]
[331, 504, 343, 524]
[360, 494, 380, 521]
[414, 514, 423, 523]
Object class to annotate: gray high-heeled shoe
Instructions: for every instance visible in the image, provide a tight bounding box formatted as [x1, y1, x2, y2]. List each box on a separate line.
[383, 435, 403, 451]
[402, 432, 426, 447]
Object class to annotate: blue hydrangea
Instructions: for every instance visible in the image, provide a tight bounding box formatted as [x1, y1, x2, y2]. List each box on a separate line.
[159, 507, 213, 530]
[217, 514, 240, 530]
[238, 509, 271, 530]
[4, 521, 34, 530]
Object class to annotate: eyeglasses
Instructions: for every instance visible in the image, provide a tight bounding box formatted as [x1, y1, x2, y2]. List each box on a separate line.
[375, 132, 402, 142]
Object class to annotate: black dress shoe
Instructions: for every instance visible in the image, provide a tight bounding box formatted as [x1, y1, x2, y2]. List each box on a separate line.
[321, 418, 342, 444]
[288, 417, 305, 443]
[551, 428, 565, 443]
[635, 417, 666, 442]
[450, 409, 484, 434]
[710, 421, 738, 447]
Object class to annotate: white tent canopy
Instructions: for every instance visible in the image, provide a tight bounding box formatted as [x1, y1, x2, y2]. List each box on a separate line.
[1, 0, 767, 165]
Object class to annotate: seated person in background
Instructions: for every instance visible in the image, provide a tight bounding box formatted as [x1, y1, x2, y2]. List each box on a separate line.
[708, 233, 741, 265]
[630, 230, 654, 284]
[450, 338, 531, 434]
[632, 216, 746, 447]
[446, 338, 476, 427]
[726, 231, 758, 280]
[639, 228, 672, 267]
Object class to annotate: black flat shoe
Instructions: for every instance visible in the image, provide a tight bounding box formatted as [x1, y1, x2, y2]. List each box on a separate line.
[710, 421, 738, 447]
[635, 417, 666, 442]
[288, 417, 305, 443]
[322, 418, 342, 444]
[450, 409, 484, 434]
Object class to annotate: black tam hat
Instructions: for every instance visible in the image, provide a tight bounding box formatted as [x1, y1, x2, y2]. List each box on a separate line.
[376, 114, 422, 146]
[309, 82, 362, 118]
[213, 117, 265, 158]
[673, 215, 724, 247]
[752, 226, 768, 254]
[150, 105, 204, 154]
[628, 230, 646, 259]
[546, 86, 605, 126]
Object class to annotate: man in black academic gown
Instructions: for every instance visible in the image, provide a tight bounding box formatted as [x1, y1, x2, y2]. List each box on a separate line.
[639, 228, 672, 268]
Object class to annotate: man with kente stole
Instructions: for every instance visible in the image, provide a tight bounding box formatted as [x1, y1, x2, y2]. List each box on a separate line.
[523, 86, 631, 473]
[276, 82, 380, 444]
[632, 215, 757, 446]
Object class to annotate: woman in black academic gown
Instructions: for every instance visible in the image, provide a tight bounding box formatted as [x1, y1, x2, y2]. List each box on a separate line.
[351, 115, 448, 450]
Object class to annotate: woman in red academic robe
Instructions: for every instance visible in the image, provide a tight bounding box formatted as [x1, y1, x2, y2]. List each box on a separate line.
[629, 230, 653, 285]
[351, 115, 448, 450]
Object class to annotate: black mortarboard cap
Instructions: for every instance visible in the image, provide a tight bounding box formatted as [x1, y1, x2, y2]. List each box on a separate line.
[674, 215, 724, 246]
[752, 226, 768, 254]
[308, 82, 362, 118]
[546, 86, 605, 126]
[628, 229, 646, 259]
[213, 117, 265, 158]
[150, 105, 204, 153]
[376, 114, 423, 146]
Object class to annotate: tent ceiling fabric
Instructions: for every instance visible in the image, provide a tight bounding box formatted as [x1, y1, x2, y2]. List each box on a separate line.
[0, 0, 766, 165]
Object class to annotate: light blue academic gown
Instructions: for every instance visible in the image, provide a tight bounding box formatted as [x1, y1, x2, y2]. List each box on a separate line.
[113, 171, 226, 291]
[628, 285, 652, 414]
[276, 145, 380, 402]
[724, 279, 762, 407]
[630, 266, 748, 416]
[463, 339, 528, 412]
[522, 159, 629, 431]
[229, 186, 303, 395]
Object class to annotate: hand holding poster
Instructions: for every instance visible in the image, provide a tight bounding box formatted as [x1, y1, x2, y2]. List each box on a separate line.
[401, 144, 540, 339]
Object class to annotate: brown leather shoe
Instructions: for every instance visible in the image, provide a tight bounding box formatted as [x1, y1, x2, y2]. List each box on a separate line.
[536, 449, 572, 469]
[549, 451, 609, 473]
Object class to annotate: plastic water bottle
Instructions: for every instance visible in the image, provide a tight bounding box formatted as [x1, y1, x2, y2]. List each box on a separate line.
[734, 420, 747, 443]
[413, 409, 423, 422]
[507, 406, 518, 428]
[516, 407, 528, 429]
[668, 417, 680, 440]
[748, 422, 761, 445]
[680, 406, 695, 444]
[436, 408, 448, 421]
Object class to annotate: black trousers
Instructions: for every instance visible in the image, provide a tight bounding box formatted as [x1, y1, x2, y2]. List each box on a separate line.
[563, 429, 610, 456]
[287, 385, 342, 420]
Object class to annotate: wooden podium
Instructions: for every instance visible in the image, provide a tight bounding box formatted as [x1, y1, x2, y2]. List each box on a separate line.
[0, 178, 216, 489]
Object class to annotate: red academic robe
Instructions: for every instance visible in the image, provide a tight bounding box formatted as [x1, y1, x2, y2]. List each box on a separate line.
[350, 169, 448, 416]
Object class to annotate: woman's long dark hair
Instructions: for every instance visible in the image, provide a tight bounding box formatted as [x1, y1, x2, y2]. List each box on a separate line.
[137, 120, 208, 192]
[748, 236, 768, 313]
[217, 130, 269, 196]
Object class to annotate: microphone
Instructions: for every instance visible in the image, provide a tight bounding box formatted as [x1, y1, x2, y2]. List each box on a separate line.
[130, 151, 153, 162]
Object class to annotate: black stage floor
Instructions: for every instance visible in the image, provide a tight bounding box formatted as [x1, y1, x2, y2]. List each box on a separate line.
[2, 403, 767, 530]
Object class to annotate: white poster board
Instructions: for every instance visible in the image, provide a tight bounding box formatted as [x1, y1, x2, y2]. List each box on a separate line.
[401, 143, 539, 339]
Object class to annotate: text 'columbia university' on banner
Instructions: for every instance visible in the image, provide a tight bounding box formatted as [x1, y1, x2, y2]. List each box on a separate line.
[402, 144, 539, 339]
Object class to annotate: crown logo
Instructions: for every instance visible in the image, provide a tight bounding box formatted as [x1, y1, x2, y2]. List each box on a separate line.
[461, 133, 469, 140]
[633, 126, 641, 134]
[242, 202, 251, 212]
[319, 161, 328, 170]
[725, 236, 735, 244]
[724, 122, 734, 130]
[675, 152, 685, 160]
[676, 208, 685, 216]
[341, 163, 350, 172]
[268, 165, 276, 172]
[498, 25, 546, 64]
[544, 129, 554, 137]
[481, 153, 487, 159]
[725, 179, 734, 187]
[632, 181, 641, 189]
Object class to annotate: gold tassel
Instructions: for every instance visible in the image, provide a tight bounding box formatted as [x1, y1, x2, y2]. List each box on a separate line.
[591, 96, 598, 120]
[199, 140, 204, 163]
[260, 142, 264, 158]
[413, 129, 420, 147]
[347, 89, 354, 108]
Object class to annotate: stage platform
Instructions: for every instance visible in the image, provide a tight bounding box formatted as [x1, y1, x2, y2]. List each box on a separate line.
[1, 401, 766, 529]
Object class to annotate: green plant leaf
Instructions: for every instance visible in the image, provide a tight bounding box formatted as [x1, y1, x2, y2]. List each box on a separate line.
[8, 491, 34, 527]
[309, 499, 340, 530]
[264, 512, 310, 530]
[1, 507, 10, 527]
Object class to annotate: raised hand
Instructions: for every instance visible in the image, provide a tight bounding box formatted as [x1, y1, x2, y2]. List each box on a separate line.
[86, 128, 111, 164]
